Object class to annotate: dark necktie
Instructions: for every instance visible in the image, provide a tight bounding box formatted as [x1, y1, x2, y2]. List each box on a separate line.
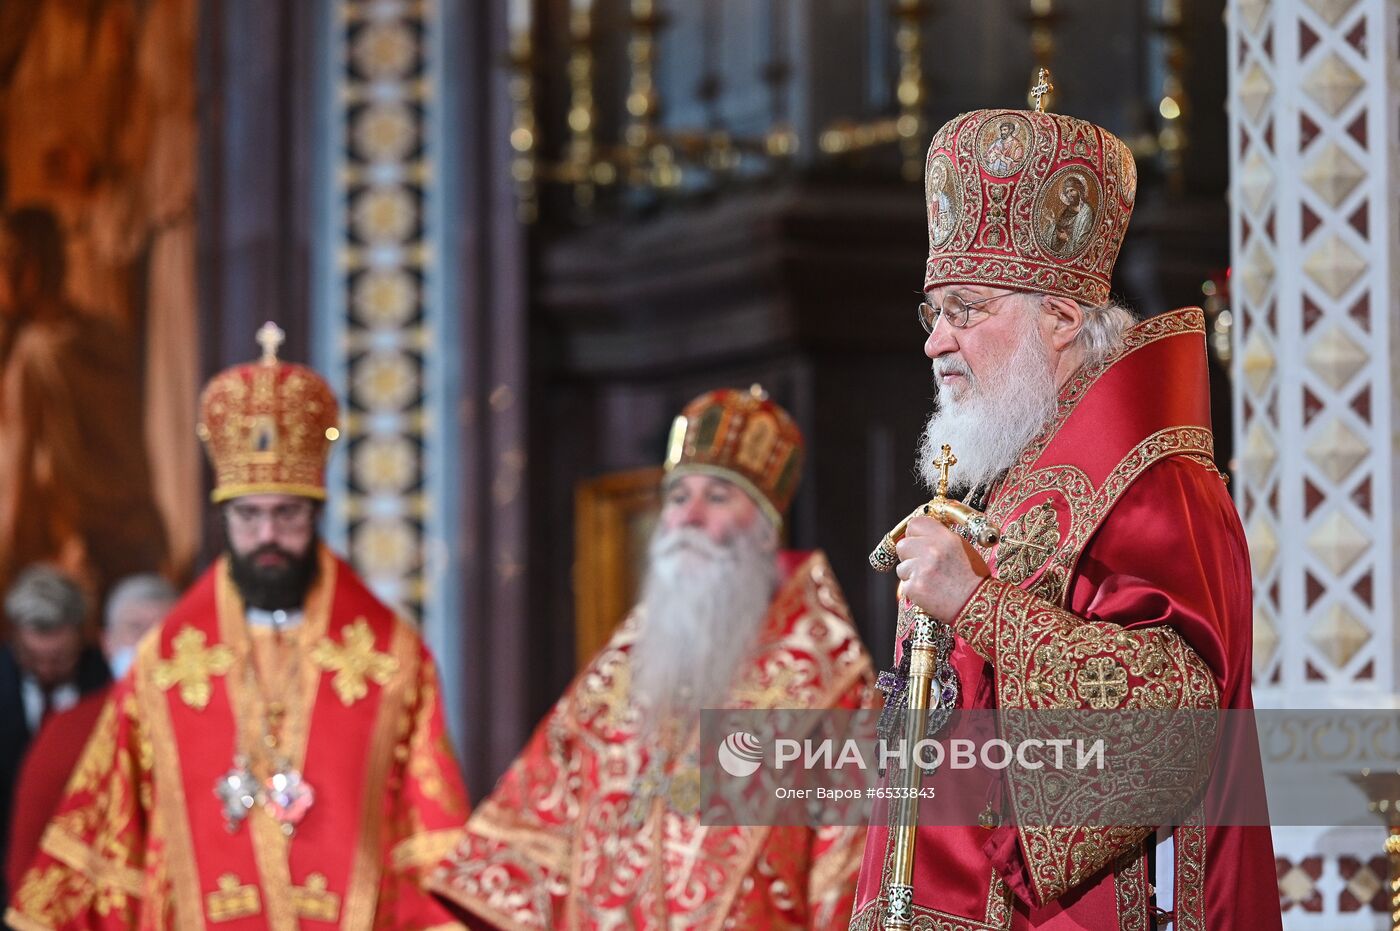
[39, 687, 55, 728]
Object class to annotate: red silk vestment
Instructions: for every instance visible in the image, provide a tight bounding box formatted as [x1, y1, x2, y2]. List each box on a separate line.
[7, 545, 470, 931]
[849, 308, 1282, 930]
[430, 551, 874, 930]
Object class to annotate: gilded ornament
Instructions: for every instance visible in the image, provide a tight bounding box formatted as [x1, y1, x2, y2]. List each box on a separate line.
[995, 501, 1061, 585]
[1076, 656, 1129, 710]
[311, 619, 400, 706]
[206, 873, 261, 922]
[664, 387, 805, 527]
[152, 629, 235, 710]
[293, 872, 341, 922]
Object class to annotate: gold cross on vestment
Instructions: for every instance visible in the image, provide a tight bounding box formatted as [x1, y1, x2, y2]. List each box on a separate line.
[733, 664, 803, 709]
[153, 628, 235, 710]
[310, 619, 399, 706]
[256, 321, 286, 365]
[1030, 68, 1055, 113]
[1076, 656, 1129, 710]
[933, 444, 957, 498]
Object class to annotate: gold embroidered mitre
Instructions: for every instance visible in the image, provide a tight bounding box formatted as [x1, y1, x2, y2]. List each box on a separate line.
[922, 84, 1137, 305]
[663, 386, 803, 527]
[197, 322, 340, 503]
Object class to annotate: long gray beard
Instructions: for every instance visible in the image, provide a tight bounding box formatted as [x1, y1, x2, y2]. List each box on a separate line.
[918, 312, 1058, 496]
[630, 523, 777, 726]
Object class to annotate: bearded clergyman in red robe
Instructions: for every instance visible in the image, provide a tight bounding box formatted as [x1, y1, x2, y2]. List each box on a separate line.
[7, 323, 470, 930]
[430, 387, 875, 930]
[846, 95, 1284, 929]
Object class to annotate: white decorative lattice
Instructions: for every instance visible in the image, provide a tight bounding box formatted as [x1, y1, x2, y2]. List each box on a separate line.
[1229, 0, 1397, 924]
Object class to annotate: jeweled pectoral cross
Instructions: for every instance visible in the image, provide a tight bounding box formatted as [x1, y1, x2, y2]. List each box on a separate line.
[215, 757, 257, 832]
[933, 444, 957, 499]
[1030, 67, 1054, 113]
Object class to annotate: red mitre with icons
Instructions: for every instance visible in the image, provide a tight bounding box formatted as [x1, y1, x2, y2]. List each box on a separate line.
[664, 385, 803, 528]
[197, 322, 341, 503]
[923, 76, 1137, 306]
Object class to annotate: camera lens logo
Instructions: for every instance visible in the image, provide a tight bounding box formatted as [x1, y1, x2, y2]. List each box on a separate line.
[717, 731, 764, 778]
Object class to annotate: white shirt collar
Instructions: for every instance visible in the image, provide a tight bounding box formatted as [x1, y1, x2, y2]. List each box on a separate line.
[244, 607, 305, 630]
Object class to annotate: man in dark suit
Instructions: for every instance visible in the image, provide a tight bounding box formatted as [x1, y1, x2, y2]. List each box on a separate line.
[0, 565, 108, 907]
[5, 573, 176, 896]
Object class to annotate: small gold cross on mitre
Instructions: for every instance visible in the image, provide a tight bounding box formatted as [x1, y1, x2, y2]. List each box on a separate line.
[1029, 67, 1055, 113]
[257, 321, 286, 365]
[933, 444, 957, 499]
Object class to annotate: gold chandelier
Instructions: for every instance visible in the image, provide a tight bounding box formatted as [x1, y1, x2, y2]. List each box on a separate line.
[505, 0, 938, 221]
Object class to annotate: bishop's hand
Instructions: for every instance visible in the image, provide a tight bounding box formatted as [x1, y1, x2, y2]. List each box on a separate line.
[893, 514, 990, 621]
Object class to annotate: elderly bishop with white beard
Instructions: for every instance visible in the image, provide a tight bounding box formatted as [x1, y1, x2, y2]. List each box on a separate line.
[847, 91, 1282, 930]
[432, 387, 875, 930]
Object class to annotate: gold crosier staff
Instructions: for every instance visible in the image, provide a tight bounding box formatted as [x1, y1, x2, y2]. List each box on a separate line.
[868, 445, 1002, 931]
[870, 70, 1051, 928]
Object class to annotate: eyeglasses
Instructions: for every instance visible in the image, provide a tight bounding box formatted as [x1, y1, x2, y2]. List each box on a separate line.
[225, 501, 316, 533]
[916, 291, 1016, 335]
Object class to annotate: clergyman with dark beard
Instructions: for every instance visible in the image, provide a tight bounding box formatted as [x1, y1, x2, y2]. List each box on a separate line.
[224, 496, 323, 614]
[431, 386, 875, 931]
[8, 323, 472, 929]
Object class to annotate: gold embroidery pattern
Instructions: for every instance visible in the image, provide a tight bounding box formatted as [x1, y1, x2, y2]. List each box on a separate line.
[1060, 427, 1216, 588]
[953, 579, 999, 663]
[889, 311, 1220, 916]
[1076, 657, 1129, 709]
[152, 628, 234, 710]
[955, 580, 1218, 906]
[341, 620, 416, 931]
[11, 864, 93, 929]
[1113, 848, 1149, 931]
[137, 628, 208, 930]
[310, 618, 400, 706]
[1173, 808, 1207, 931]
[979, 314, 1213, 597]
[994, 501, 1060, 585]
[808, 824, 867, 927]
[207, 874, 262, 922]
[732, 661, 807, 708]
[984, 869, 1013, 928]
[11, 680, 153, 930]
[574, 635, 637, 734]
[947, 426, 1217, 910]
[429, 829, 555, 931]
[217, 553, 335, 931]
[992, 308, 1207, 502]
[62, 700, 120, 797]
[39, 825, 144, 897]
[987, 428, 1216, 615]
[391, 828, 465, 872]
[434, 552, 872, 931]
[403, 655, 468, 818]
[292, 873, 341, 922]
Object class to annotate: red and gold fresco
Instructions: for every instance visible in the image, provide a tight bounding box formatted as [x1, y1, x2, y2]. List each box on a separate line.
[0, 0, 200, 613]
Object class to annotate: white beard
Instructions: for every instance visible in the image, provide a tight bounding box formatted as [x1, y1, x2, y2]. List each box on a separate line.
[629, 522, 777, 725]
[918, 311, 1058, 496]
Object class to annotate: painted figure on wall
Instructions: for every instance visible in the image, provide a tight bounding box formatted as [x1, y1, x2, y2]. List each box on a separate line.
[0, 0, 201, 599]
[0, 206, 167, 618]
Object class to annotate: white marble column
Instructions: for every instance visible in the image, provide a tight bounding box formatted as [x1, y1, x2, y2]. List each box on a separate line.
[1230, 0, 1398, 923]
